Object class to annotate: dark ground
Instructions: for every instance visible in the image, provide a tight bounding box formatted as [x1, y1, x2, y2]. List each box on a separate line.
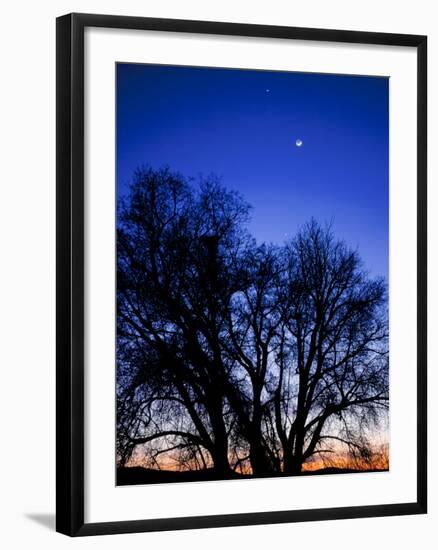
[117, 466, 387, 486]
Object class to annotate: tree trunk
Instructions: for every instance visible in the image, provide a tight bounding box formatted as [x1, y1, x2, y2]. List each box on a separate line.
[283, 427, 304, 475]
[245, 381, 275, 475]
[249, 439, 275, 475]
[248, 410, 276, 475]
[209, 396, 231, 476]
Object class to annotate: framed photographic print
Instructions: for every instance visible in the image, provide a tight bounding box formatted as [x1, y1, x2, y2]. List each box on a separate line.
[56, 13, 427, 536]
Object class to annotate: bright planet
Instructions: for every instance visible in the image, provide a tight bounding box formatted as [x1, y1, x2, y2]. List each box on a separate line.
[296, 139, 303, 147]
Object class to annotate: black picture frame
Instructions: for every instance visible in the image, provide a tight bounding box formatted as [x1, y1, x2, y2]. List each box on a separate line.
[56, 12, 427, 537]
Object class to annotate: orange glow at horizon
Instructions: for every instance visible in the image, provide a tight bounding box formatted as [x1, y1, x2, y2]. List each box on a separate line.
[124, 442, 389, 474]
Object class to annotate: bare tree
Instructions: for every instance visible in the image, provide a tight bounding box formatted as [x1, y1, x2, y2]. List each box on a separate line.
[117, 167, 252, 476]
[272, 221, 389, 474]
[117, 168, 389, 480]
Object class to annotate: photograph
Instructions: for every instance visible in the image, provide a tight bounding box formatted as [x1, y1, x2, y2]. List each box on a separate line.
[115, 63, 390, 486]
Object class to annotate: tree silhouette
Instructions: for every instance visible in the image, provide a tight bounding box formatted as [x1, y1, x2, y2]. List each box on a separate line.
[117, 167, 253, 476]
[272, 221, 388, 474]
[117, 167, 389, 480]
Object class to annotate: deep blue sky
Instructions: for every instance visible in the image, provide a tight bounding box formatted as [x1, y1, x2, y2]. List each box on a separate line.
[117, 64, 388, 278]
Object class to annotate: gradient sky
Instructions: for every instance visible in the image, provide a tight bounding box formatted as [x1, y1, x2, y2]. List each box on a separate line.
[117, 64, 388, 278]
